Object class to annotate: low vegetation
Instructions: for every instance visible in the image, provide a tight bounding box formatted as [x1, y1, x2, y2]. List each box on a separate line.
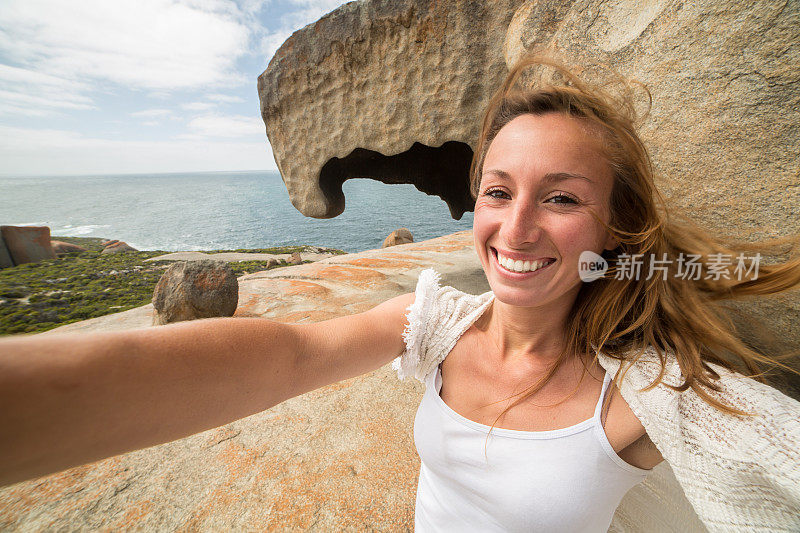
[0, 238, 345, 335]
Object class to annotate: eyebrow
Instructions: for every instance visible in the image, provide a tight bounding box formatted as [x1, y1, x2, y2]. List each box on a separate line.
[482, 169, 594, 184]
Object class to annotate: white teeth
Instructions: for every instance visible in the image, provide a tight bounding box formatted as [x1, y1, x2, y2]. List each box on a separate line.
[496, 252, 552, 273]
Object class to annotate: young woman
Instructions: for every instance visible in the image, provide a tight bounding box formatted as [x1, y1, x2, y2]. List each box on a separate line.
[1, 56, 799, 531]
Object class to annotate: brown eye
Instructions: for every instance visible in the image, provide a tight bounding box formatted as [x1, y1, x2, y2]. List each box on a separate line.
[546, 194, 578, 205]
[484, 188, 510, 199]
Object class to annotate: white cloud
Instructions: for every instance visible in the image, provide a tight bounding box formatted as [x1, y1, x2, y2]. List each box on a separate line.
[0, 1, 347, 174]
[130, 108, 174, 118]
[0, 64, 89, 92]
[0, 124, 276, 174]
[181, 102, 218, 111]
[207, 93, 245, 103]
[0, 64, 94, 116]
[184, 113, 265, 138]
[0, 103, 53, 117]
[0, 0, 252, 91]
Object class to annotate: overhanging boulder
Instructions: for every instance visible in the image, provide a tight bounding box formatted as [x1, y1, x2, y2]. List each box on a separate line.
[258, 0, 524, 219]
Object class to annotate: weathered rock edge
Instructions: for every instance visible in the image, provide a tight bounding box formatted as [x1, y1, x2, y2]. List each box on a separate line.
[258, 0, 523, 219]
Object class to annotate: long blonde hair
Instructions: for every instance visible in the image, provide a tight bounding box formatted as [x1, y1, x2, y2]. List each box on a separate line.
[470, 55, 800, 424]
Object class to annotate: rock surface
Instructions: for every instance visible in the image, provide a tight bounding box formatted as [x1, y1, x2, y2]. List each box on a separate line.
[258, 0, 523, 219]
[383, 228, 414, 248]
[0, 231, 488, 530]
[288, 251, 302, 265]
[50, 240, 87, 255]
[152, 260, 239, 325]
[258, 0, 800, 359]
[0, 226, 57, 265]
[0, 234, 13, 269]
[101, 241, 137, 254]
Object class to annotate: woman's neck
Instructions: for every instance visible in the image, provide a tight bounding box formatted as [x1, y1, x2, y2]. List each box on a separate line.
[478, 295, 577, 370]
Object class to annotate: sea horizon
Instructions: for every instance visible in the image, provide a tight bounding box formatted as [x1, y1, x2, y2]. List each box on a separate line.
[2, 170, 475, 253]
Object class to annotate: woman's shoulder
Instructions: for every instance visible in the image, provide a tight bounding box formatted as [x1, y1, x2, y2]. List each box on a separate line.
[392, 269, 494, 382]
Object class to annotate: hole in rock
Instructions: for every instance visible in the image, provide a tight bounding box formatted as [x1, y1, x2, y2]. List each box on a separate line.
[319, 141, 475, 220]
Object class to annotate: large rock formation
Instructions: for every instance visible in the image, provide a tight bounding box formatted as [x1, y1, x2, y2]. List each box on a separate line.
[259, 0, 798, 238]
[0, 226, 57, 265]
[0, 233, 13, 269]
[258, 0, 524, 219]
[258, 0, 800, 365]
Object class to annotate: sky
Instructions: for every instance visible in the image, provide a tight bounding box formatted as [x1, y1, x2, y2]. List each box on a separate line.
[0, 0, 349, 176]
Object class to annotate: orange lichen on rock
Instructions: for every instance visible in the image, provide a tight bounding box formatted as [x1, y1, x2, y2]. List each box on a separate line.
[376, 252, 428, 261]
[233, 294, 262, 317]
[341, 257, 419, 270]
[401, 244, 466, 253]
[282, 279, 331, 296]
[272, 308, 342, 324]
[260, 411, 418, 530]
[314, 265, 388, 287]
[109, 499, 154, 530]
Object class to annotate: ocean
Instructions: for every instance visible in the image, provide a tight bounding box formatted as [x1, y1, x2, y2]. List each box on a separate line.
[1, 171, 474, 253]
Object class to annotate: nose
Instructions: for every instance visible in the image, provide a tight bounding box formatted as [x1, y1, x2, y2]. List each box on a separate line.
[499, 196, 543, 248]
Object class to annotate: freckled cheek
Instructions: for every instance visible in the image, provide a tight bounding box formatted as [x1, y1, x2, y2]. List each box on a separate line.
[472, 209, 500, 234]
[551, 220, 605, 255]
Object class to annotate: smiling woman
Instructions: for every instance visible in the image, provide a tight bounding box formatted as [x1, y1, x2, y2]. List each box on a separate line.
[474, 113, 618, 310]
[1, 54, 799, 532]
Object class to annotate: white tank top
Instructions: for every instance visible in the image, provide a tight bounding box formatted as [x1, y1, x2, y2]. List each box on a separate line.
[413, 362, 651, 532]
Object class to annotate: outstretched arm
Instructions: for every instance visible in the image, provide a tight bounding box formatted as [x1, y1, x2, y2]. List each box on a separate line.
[0, 292, 414, 487]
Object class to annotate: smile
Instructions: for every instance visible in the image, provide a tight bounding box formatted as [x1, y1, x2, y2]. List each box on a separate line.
[492, 248, 556, 274]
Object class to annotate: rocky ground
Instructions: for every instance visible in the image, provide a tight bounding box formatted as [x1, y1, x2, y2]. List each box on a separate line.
[0, 237, 345, 335]
[0, 230, 489, 531]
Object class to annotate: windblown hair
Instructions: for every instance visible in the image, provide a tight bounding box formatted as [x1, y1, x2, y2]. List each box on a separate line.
[471, 54, 800, 423]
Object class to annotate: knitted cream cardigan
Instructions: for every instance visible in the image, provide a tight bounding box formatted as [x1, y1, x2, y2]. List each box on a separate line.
[392, 269, 800, 533]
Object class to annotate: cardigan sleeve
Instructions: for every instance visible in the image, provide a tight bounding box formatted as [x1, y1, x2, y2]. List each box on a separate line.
[392, 268, 442, 383]
[598, 349, 800, 532]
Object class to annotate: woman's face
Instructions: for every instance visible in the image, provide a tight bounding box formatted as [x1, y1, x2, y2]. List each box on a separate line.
[473, 112, 618, 309]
